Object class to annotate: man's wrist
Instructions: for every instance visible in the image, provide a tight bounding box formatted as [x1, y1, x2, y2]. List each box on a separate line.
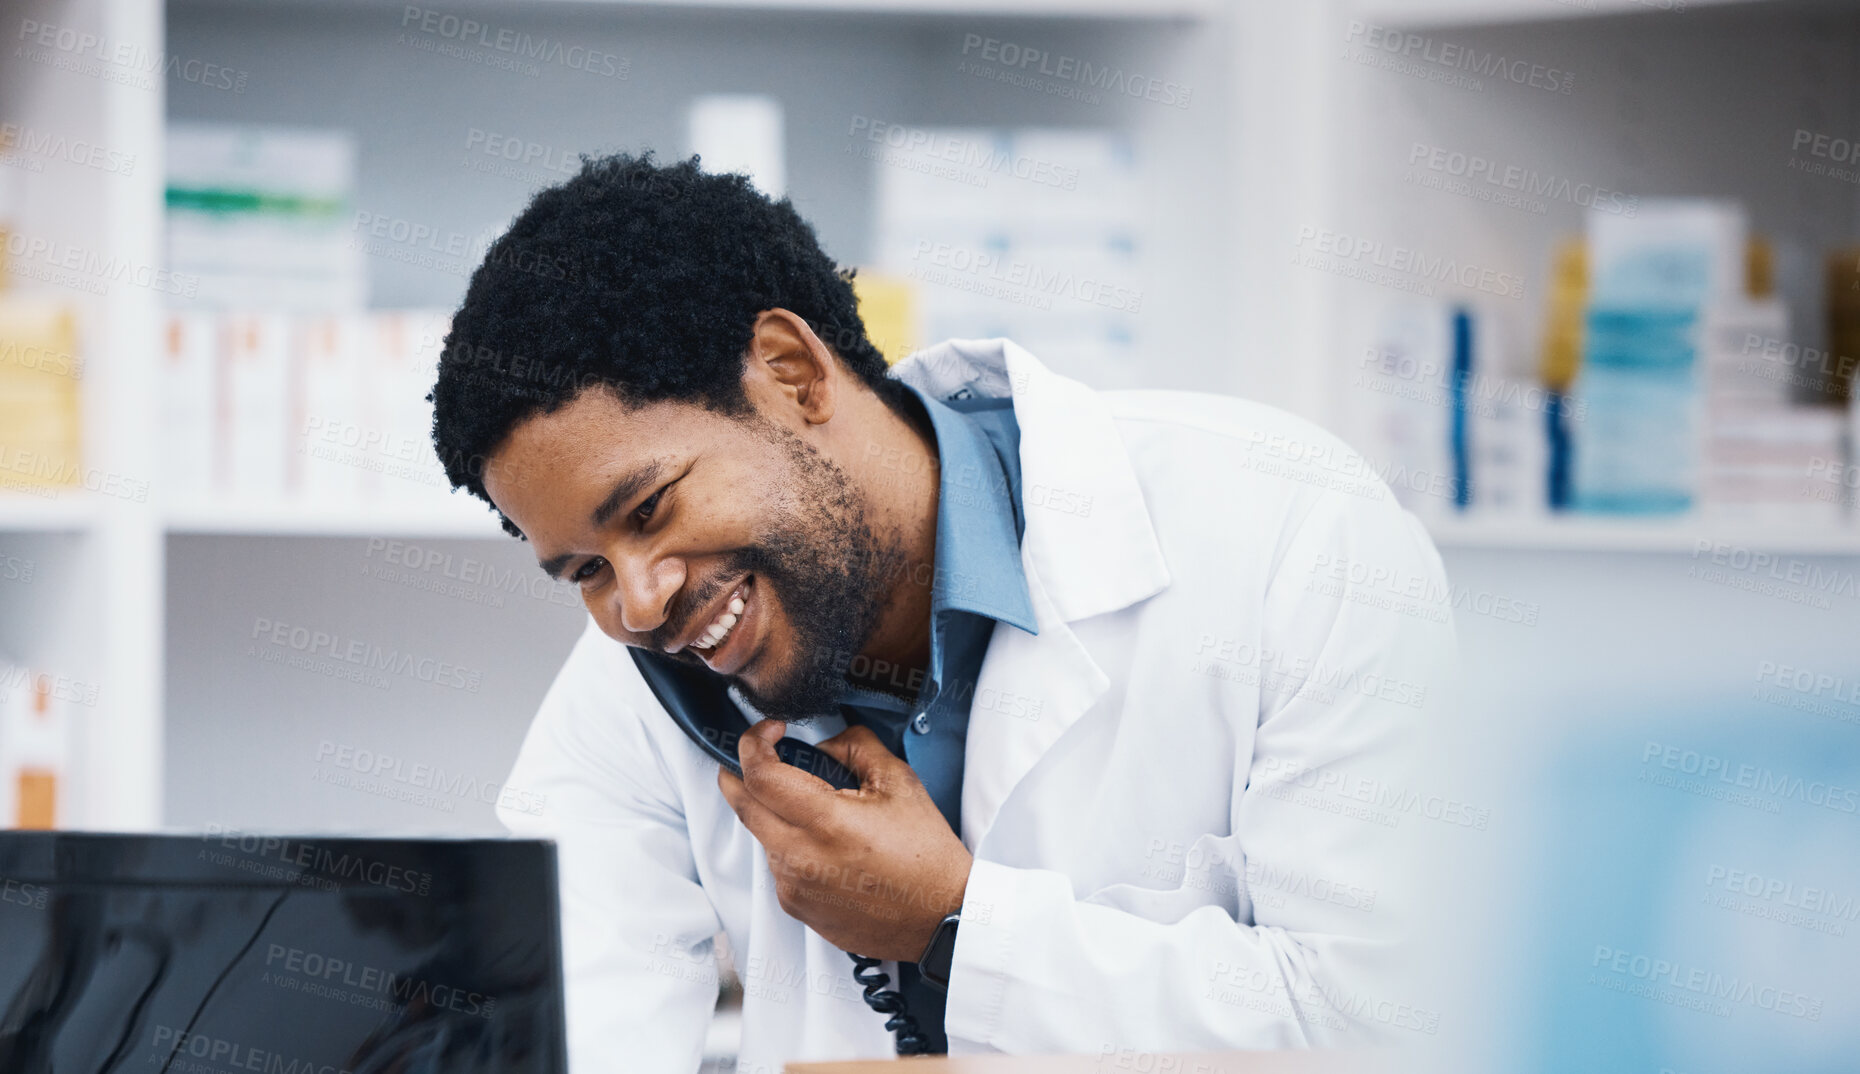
[893, 853, 970, 962]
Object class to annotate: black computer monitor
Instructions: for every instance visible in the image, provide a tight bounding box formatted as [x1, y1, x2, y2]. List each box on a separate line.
[0, 830, 567, 1074]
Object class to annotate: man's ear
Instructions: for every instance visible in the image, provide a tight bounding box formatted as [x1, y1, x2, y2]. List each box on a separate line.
[745, 309, 838, 426]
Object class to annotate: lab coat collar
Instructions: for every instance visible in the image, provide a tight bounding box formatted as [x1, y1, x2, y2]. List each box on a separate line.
[893, 339, 1174, 846]
[891, 338, 1172, 625]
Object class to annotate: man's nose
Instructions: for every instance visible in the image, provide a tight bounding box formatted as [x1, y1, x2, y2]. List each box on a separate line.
[613, 552, 683, 639]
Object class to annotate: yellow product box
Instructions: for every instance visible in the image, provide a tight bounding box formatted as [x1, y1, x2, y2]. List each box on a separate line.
[0, 298, 82, 490]
[851, 271, 919, 366]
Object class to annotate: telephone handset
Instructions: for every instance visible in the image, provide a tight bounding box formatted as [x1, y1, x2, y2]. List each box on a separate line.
[627, 646, 859, 791]
[626, 648, 932, 1054]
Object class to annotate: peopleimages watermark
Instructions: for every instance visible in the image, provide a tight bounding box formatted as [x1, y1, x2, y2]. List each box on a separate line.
[643, 931, 723, 988]
[1406, 141, 1637, 217]
[301, 414, 450, 494]
[1201, 963, 1442, 1036]
[846, 115, 1080, 190]
[1234, 427, 1467, 507]
[0, 335, 84, 379]
[0, 550, 35, 585]
[1292, 226, 1525, 300]
[1252, 755, 1490, 833]
[2, 231, 199, 298]
[1737, 333, 1857, 394]
[1685, 540, 1857, 611]
[148, 1027, 335, 1074]
[249, 615, 485, 693]
[0, 121, 137, 175]
[1140, 838, 1381, 914]
[1342, 21, 1575, 96]
[1703, 864, 1859, 938]
[1192, 634, 1430, 711]
[906, 239, 1144, 314]
[362, 537, 583, 610]
[1639, 740, 1860, 817]
[1, 877, 49, 910]
[1306, 552, 1541, 627]
[956, 33, 1191, 109]
[0, 663, 99, 707]
[262, 942, 498, 1019]
[1751, 659, 1860, 727]
[198, 824, 435, 895]
[462, 125, 580, 183]
[860, 434, 1094, 518]
[398, 5, 629, 79]
[1804, 457, 1860, 511]
[1788, 128, 1860, 185]
[1555, 0, 1686, 11]
[351, 208, 581, 285]
[0, 448, 150, 504]
[14, 18, 249, 94]
[314, 739, 547, 816]
[1096, 1045, 1252, 1074]
[1589, 945, 1823, 1020]
[1357, 345, 1588, 423]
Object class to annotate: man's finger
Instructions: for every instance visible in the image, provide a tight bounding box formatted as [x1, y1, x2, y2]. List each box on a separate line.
[738, 719, 844, 827]
[813, 724, 915, 795]
[719, 764, 800, 842]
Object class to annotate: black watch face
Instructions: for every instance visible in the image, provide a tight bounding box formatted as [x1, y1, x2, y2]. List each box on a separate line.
[920, 916, 959, 985]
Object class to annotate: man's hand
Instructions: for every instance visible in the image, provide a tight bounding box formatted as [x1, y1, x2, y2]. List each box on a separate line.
[719, 719, 973, 962]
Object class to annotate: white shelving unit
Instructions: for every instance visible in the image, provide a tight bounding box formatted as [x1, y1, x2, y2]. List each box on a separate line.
[0, 498, 102, 534]
[2, 0, 165, 830]
[1428, 514, 1860, 554]
[1350, 0, 1751, 27]
[163, 500, 508, 538]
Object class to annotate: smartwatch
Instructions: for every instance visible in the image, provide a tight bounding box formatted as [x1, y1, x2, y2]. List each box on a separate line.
[916, 912, 961, 992]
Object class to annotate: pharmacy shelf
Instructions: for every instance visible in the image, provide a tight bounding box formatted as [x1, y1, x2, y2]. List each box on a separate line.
[0, 496, 101, 534]
[163, 501, 509, 539]
[1428, 515, 1860, 555]
[281, 0, 1216, 17]
[618, 0, 1212, 13]
[1348, 0, 1763, 29]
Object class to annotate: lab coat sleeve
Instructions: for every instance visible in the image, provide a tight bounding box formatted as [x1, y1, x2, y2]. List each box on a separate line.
[497, 619, 724, 1074]
[943, 489, 1456, 1053]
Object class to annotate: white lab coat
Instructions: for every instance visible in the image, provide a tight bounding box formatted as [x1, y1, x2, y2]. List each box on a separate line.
[498, 338, 1458, 1074]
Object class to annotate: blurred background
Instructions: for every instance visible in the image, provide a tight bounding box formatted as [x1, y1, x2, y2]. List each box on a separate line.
[2, 0, 1858, 1070]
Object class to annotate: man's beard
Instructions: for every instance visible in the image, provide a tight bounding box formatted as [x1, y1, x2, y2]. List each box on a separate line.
[697, 421, 906, 723]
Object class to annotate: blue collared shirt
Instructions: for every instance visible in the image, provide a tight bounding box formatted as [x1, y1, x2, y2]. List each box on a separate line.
[837, 384, 1038, 835]
[834, 383, 1035, 1051]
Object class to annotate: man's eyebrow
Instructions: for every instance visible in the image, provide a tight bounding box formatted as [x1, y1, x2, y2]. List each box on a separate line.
[538, 552, 574, 582]
[535, 461, 672, 581]
[591, 459, 670, 528]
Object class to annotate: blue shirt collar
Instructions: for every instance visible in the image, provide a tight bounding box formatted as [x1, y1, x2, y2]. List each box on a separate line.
[906, 383, 1038, 635]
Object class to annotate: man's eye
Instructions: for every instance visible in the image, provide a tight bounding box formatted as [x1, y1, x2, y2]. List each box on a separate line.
[572, 557, 607, 583]
[634, 487, 666, 524]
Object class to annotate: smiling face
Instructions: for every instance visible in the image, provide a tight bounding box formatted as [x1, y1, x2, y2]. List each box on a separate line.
[481, 311, 934, 721]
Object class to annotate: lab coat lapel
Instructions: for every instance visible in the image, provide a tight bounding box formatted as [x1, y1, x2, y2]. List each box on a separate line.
[911, 339, 1171, 848]
[959, 558, 1107, 849]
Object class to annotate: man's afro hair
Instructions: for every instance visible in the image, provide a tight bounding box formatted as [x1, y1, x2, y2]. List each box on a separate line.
[429, 150, 904, 531]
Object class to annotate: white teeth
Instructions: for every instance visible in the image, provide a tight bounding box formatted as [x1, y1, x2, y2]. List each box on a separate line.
[692, 586, 748, 654]
[691, 588, 747, 655]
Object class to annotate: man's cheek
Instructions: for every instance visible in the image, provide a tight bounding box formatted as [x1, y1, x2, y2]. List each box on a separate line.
[751, 586, 799, 683]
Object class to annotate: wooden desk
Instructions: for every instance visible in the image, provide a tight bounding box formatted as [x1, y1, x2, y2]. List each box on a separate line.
[787, 1051, 1401, 1074]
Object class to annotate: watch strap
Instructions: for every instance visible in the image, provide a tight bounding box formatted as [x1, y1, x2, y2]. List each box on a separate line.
[916, 912, 961, 992]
